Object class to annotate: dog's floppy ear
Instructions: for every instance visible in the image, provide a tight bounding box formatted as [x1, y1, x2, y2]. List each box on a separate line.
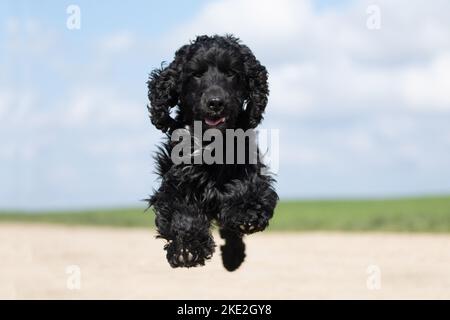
[241, 46, 269, 128]
[147, 45, 188, 132]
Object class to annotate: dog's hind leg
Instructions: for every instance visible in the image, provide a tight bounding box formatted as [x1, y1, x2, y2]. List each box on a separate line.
[219, 228, 245, 272]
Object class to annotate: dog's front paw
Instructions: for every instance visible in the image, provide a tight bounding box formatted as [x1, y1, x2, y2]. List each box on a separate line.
[237, 212, 269, 234]
[235, 211, 270, 235]
[219, 177, 277, 235]
[167, 245, 199, 267]
[220, 199, 273, 235]
[164, 238, 214, 268]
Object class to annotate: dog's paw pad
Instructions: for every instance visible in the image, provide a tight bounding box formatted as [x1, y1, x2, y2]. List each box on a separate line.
[171, 247, 200, 267]
[180, 249, 194, 262]
[165, 237, 215, 269]
[239, 222, 260, 234]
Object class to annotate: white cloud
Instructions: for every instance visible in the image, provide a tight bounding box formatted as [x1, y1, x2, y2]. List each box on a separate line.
[61, 87, 145, 128]
[47, 164, 79, 184]
[401, 53, 450, 110]
[0, 91, 12, 120]
[167, 0, 310, 48]
[374, 115, 416, 139]
[86, 135, 151, 157]
[4, 17, 58, 55]
[269, 63, 316, 114]
[281, 143, 330, 166]
[0, 89, 37, 126]
[345, 131, 374, 154]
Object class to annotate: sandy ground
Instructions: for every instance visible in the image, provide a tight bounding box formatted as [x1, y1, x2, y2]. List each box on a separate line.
[0, 223, 449, 299]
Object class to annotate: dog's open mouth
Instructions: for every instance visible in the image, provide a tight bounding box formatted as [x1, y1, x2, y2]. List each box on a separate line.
[204, 117, 226, 127]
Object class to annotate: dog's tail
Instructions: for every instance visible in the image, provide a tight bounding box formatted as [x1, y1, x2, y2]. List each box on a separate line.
[219, 228, 245, 272]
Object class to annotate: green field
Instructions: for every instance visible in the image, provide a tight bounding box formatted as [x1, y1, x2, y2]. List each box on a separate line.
[1, 196, 450, 232]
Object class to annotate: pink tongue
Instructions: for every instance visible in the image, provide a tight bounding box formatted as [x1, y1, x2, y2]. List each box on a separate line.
[205, 117, 225, 126]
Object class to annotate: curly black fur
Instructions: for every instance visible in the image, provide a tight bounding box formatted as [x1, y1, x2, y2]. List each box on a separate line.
[147, 35, 278, 271]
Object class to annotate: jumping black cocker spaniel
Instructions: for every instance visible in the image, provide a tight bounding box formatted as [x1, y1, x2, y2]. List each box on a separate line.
[147, 35, 278, 271]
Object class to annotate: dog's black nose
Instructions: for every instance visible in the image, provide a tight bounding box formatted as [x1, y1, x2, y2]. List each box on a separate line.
[208, 97, 224, 112]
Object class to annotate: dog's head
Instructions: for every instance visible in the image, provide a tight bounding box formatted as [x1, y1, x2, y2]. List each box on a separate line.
[147, 35, 269, 132]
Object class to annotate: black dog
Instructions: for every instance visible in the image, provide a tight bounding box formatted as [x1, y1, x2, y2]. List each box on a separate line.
[147, 35, 278, 271]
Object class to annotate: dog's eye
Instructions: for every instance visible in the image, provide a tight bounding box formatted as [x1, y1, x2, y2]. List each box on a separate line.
[225, 70, 236, 78]
[193, 71, 204, 79]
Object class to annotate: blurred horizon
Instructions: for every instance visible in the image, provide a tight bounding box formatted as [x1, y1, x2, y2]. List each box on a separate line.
[1, 0, 450, 210]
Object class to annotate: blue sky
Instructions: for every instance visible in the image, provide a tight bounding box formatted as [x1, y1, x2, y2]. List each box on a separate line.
[1, 0, 450, 210]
